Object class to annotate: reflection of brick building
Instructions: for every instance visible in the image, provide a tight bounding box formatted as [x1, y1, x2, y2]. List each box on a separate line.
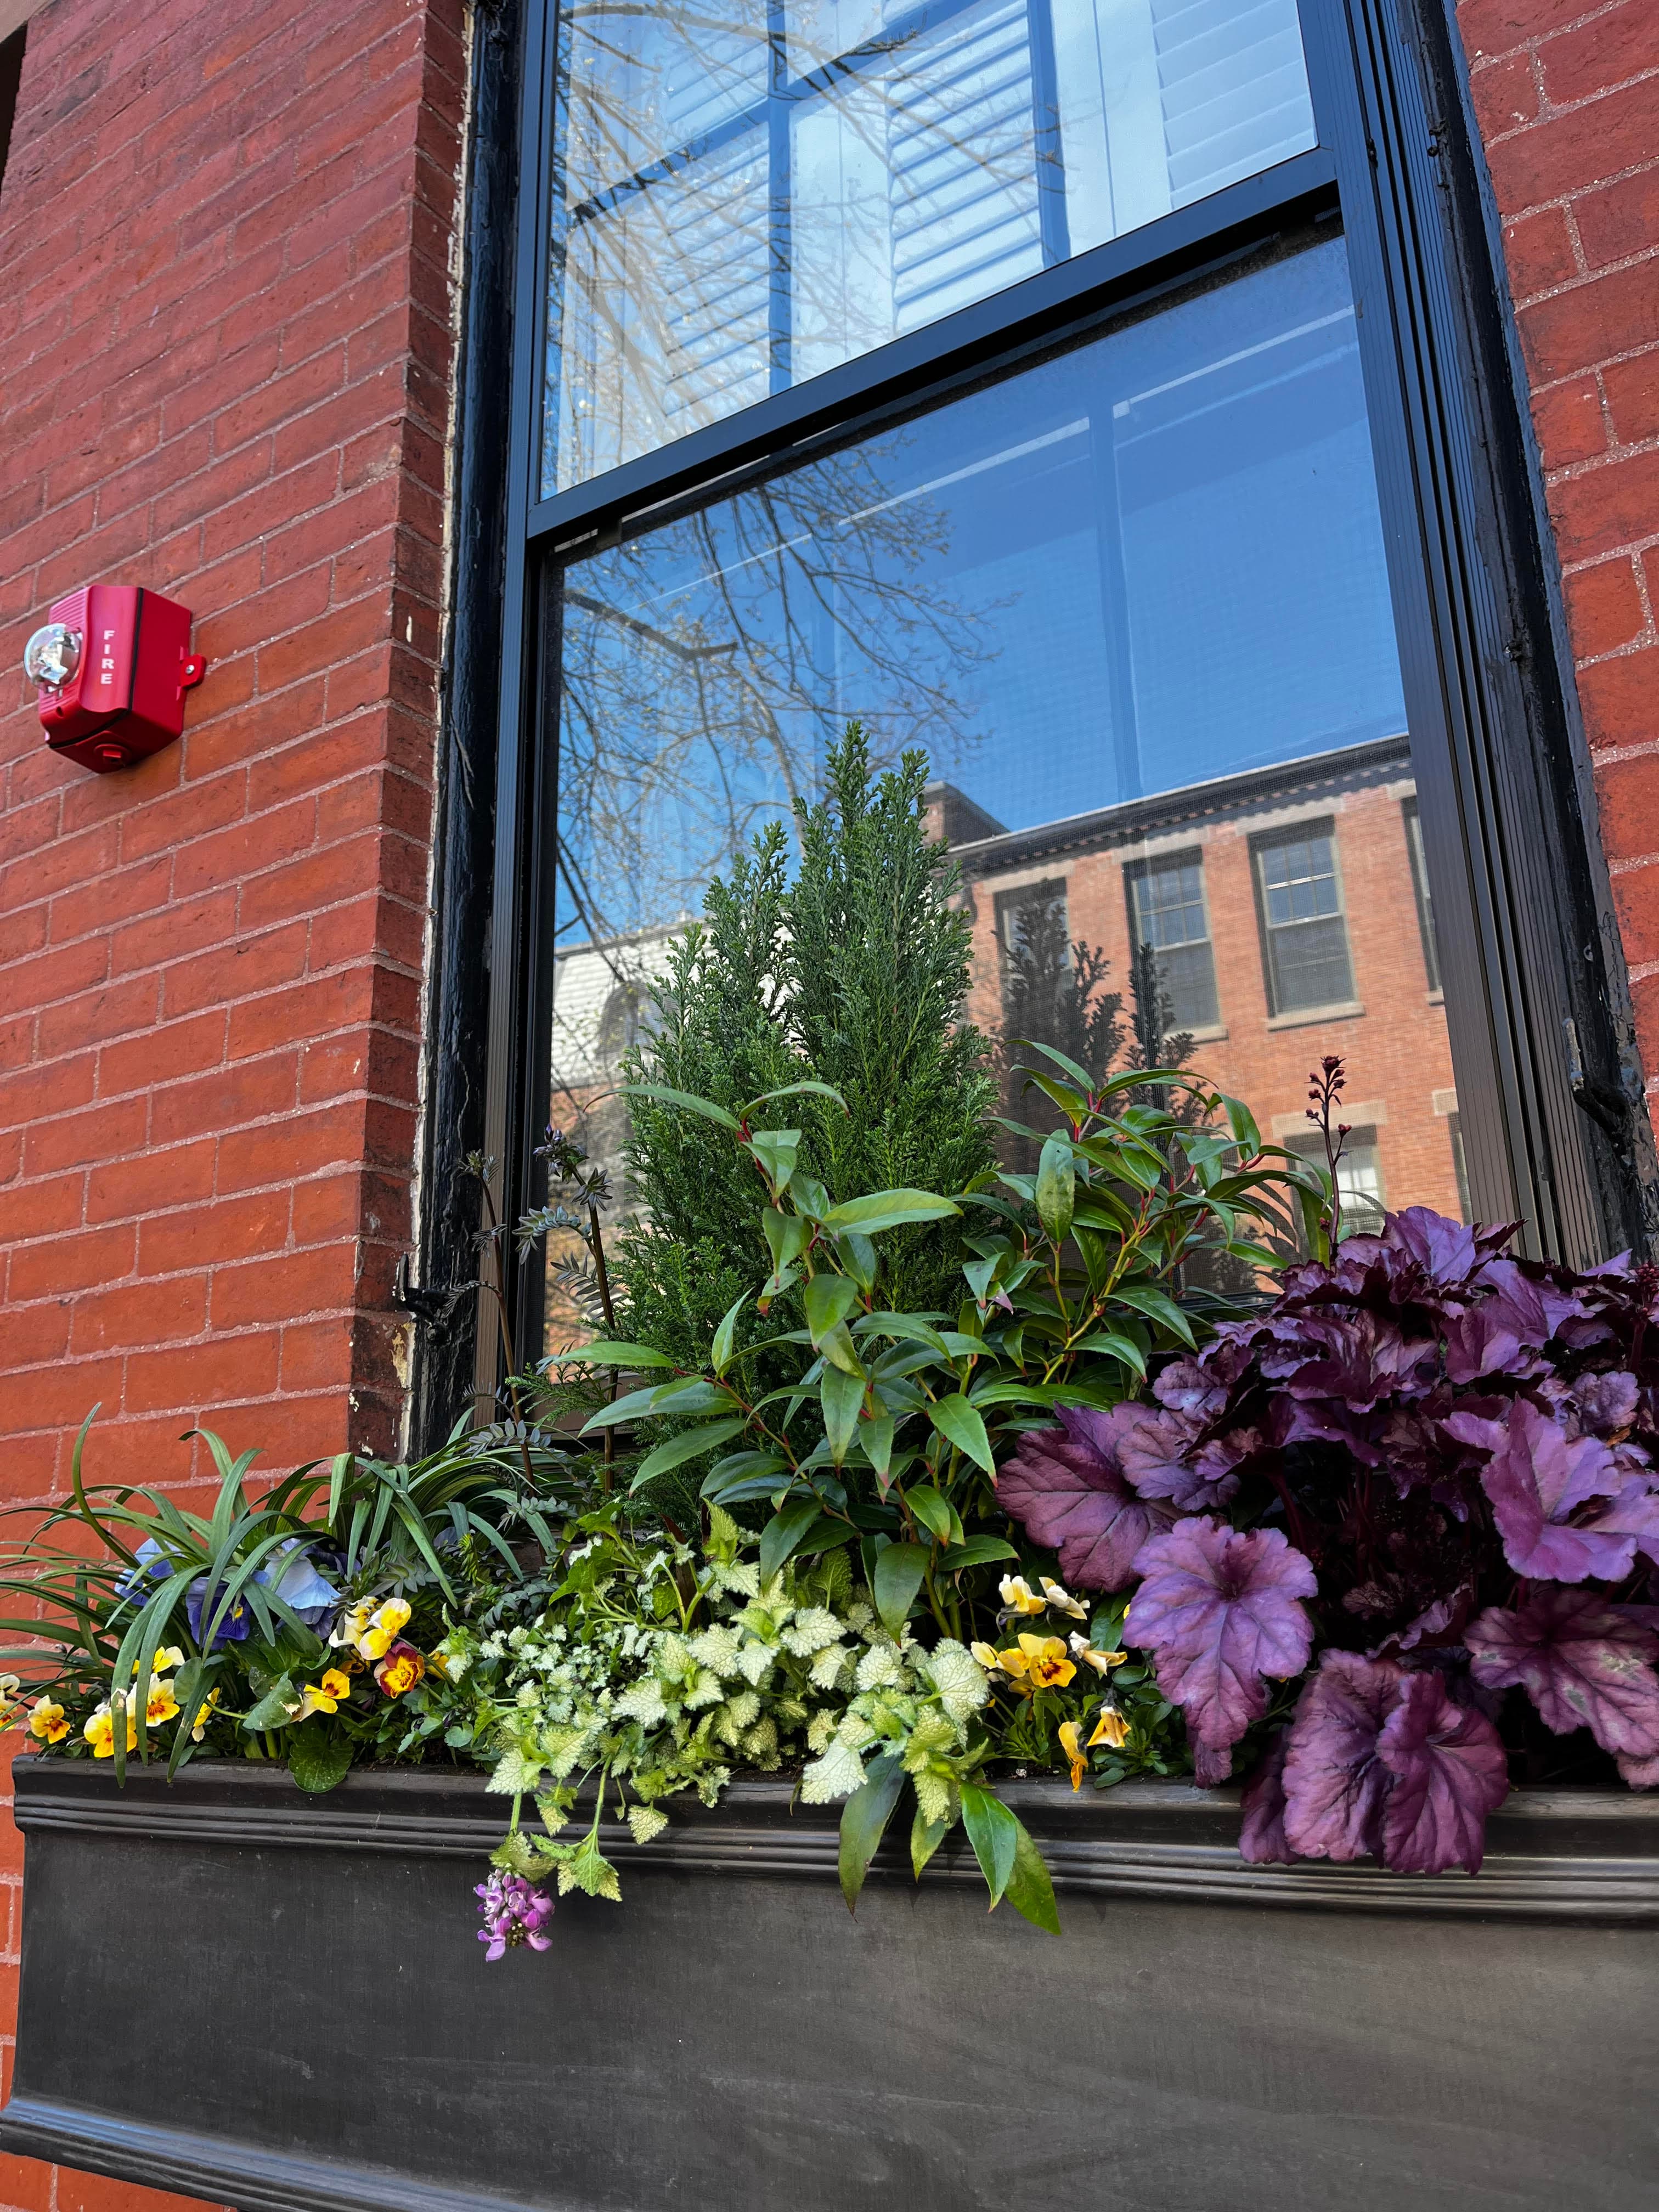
[931, 735, 1466, 1226]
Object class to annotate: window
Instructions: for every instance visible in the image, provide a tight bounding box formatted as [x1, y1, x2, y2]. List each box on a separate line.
[0, 27, 24, 198]
[425, 0, 1651, 1425]
[541, 0, 1317, 493]
[1254, 823, 1353, 1015]
[1286, 1125, 1385, 1239]
[1126, 851, 1218, 1031]
[1403, 797, 1441, 994]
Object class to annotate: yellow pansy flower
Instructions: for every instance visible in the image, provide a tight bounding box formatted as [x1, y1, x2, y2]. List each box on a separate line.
[1088, 1704, 1129, 1751]
[1069, 1632, 1127, 1675]
[998, 1576, 1046, 1616]
[969, 1640, 1003, 1674]
[996, 1633, 1076, 1691]
[0, 1673, 22, 1728]
[145, 1678, 180, 1726]
[1040, 1576, 1087, 1620]
[83, 1702, 138, 1760]
[29, 1697, 69, 1745]
[134, 1647, 185, 1677]
[1058, 1718, 1087, 1791]
[359, 1598, 412, 1662]
[297, 1668, 354, 1719]
[191, 1689, 221, 1742]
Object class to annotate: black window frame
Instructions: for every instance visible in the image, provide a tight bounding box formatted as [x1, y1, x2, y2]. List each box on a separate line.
[408, 0, 1659, 1442]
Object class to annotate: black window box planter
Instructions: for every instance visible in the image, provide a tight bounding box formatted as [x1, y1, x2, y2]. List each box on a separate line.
[2, 1757, 1654, 2211]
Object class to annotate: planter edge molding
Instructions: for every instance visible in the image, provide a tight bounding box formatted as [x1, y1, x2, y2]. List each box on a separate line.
[9, 1757, 1659, 1917]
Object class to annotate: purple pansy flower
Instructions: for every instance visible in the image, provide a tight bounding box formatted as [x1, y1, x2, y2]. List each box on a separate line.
[475, 1869, 553, 1961]
[1466, 1590, 1659, 1762]
[1125, 1518, 1317, 1779]
[995, 1407, 1176, 1591]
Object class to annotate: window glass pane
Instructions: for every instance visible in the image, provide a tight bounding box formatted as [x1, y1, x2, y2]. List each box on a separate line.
[543, 233, 1474, 1345]
[541, 0, 1317, 493]
[1404, 798, 1441, 992]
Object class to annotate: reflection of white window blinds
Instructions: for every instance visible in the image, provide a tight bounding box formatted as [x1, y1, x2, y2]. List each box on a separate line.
[1152, 0, 1316, 208]
[887, 0, 1043, 335]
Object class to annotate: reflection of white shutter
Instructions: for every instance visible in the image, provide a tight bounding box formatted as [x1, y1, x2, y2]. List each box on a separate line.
[885, 0, 1043, 335]
[1151, 0, 1315, 207]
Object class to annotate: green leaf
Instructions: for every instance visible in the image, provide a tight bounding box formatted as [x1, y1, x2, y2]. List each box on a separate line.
[747, 1127, 801, 1190]
[762, 1209, 810, 1276]
[960, 1782, 1019, 1910]
[911, 1804, 952, 1879]
[821, 1365, 865, 1465]
[758, 1498, 823, 1583]
[742, 1080, 848, 1114]
[710, 1296, 747, 1377]
[857, 1410, 896, 1486]
[629, 1418, 749, 1492]
[287, 1723, 353, 1796]
[838, 1752, 905, 1913]
[926, 1393, 995, 1475]
[243, 1675, 299, 1732]
[1108, 1284, 1197, 1347]
[822, 1189, 960, 1237]
[873, 1541, 930, 1636]
[623, 1083, 740, 1130]
[904, 1486, 958, 1547]
[1068, 1331, 1148, 1376]
[937, 1536, 1019, 1572]
[1035, 1128, 1076, 1244]
[804, 1274, 862, 1344]
[1008, 1036, 1096, 1092]
[853, 1312, 950, 1356]
[1004, 1815, 1061, 1935]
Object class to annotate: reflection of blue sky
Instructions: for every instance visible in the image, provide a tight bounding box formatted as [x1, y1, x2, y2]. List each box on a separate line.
[556, 233, 1406, 939]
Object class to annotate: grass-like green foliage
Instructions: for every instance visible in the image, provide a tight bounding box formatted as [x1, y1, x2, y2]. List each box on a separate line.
[612, 724, 995, 1383]
[0, 1413, 569, 1791]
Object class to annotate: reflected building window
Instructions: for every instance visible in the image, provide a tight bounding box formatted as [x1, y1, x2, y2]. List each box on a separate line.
[1286, 1124, 1386, 1239]
[1403, 797, 1441, 994]
[1254, 824, 1355, 1015]
[1125, 850, 1218, 1031]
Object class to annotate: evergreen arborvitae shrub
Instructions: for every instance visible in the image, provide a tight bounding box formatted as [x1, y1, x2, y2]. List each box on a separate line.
[613, 724, 995, 1371]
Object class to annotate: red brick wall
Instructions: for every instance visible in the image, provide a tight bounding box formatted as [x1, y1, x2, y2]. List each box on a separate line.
[0, 0, 465, 2204]
[1456, 0, 1659, 1112]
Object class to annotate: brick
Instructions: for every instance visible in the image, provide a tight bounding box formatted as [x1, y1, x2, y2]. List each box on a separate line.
[1564, 558, 1649, 659]
[70, 1274, 208, 1354]
[210, 1244, 357, 1330]
[1540, 0, 1659, 108]
[228, 968, 378, 1060]
[140, 1190, 291, 1276]
[1469, 50, 1540, 140]
[169, 799, 317, 902]
[37, 974, 161, 1061]
[216, 1102, 363, 1193]
[9, 1222, 136, 1303]
[1486, 78, 1659, 212]
[125, 1334, 281, 1417]
[86, 1137, 216, 1224]
[0, 1174, 86, 1245]
[1520, 263, 1659, 387]
[0, 1054, 97, 1129]
[1577, 648, 1659, 752]
[1546, 445, 1659, 566]
[149, 1053, 298, 1146]
[163, 927, 309, 1020]
[1602, 348, 1659, 449]
[1499, 205, 1580, 301]
[1529, 373, 1605, 466]
[99, 1008, 228, 1098]
[1576, 165, 1659, 273]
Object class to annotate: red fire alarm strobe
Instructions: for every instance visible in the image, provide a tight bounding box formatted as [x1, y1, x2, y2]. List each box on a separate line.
[24, 584, 207, 774]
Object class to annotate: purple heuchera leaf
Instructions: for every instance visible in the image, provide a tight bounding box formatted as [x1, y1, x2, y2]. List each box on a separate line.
[995, 1407, 1175, 1592]
[1571, 1369, 1639, 1435]
[1618, 1751, 1659, 1787]
[1280, 1651, 1403, 1861]
[1279, 1311, 1436, 1413]
[1111, 1403, 1239, 1514]
[1446, 1398, 1639, 1582]
[1376, 1671, 1509, 1875]
[1125, 1517, 1316, 1764]
[1442, 1260, 1582, 1384]
[1238, 1730, 1293, 1864]
[1467, 1590, 1659, 1760]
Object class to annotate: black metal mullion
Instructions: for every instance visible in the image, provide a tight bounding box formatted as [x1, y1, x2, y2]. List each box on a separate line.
[530, 146, 1339, 550]
[768, 0, 793, 396]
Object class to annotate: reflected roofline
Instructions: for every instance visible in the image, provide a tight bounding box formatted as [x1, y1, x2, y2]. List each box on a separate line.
[941, 731, 1413, 875]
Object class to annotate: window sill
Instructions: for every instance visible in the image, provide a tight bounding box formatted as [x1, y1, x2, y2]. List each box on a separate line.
[1427, 989, 1444, 1006]
[1183, 1023, 1229, 1044]
[1265, 999, 1366, 1031]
